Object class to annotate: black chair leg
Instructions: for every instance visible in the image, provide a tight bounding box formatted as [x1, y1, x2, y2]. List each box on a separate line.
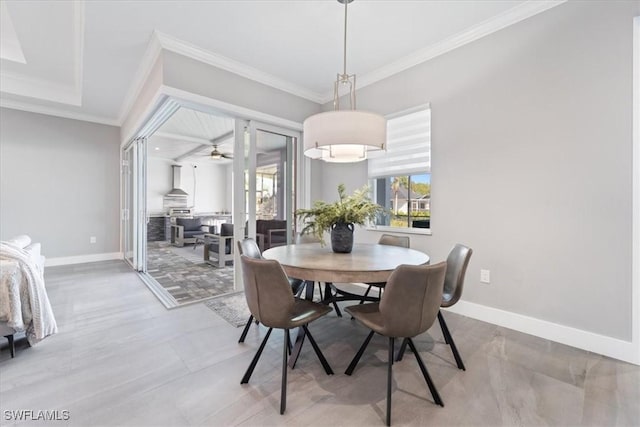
[359, 285, 372, 304]
[387, 337, 394, 426]
[304, 281, 315, 300]
[294, 282, 305, 298]
[302, 325, 333, 375]
[395, 338, 409, 362]
[5, 335, 15, 358]
[438, 311, 465, 371]
[238, 314, 254, 343]
[289, 328, 306, 369]
[241, 328, 273, 384]
[281, 329, 289, 415]
[322, 283, 342, 317]
[332, 301, 342, 317]
[345, 330, 375, 375]
[407, 338, 443, 407]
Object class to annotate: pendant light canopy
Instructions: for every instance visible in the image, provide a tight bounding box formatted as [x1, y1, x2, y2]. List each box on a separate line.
[303, 0, 386, 163]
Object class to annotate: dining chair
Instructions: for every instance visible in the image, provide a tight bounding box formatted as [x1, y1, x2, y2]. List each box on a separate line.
[396, 244, 473, 370]
[359, 234, 410, 302]
[239, 255, 334, 415]
[345, 261, 447, 426]
[236, 238, 305, 343]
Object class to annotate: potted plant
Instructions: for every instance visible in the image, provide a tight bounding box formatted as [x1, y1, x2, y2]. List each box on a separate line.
[296, 184, 382, 253]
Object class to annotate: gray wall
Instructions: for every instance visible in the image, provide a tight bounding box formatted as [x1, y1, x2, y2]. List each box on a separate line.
[163, 51, 321, 124]
[0, 108, 121, 258]
[320, 1, 638, 340]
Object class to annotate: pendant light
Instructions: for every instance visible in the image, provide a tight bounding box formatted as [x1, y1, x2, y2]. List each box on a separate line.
[303, 0, 386, 163]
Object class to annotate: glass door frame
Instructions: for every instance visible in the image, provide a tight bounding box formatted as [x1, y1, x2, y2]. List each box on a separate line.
[121, 137, 148, 272]
[232, 120, 301, 290]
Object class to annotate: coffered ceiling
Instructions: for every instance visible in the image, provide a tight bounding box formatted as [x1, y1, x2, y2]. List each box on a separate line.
[0, 0, 565, 126]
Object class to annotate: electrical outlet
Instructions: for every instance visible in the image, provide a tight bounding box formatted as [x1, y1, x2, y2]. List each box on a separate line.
[90, 236, 97, 244]
[480, 269, 491, 284]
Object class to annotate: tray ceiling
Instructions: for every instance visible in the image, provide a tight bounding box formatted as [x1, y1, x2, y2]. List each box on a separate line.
[0, 0, 564, 125]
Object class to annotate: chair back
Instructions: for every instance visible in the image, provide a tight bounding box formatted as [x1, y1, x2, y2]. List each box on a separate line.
[442, 244, 473, 307]
[237, 238, 262, 259]
[379, 261, 447, 338]
[239, 255, 296, 328]
[295, 232, 320, 244]
[176, 217, 202, 231]
[378, 234, 410, 248]
[220, 223, 234, 236]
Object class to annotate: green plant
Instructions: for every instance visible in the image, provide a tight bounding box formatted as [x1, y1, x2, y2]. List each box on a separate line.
[296, 184, 383, 243]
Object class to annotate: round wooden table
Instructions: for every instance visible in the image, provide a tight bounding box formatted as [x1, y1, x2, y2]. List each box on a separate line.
[263, 243, 430, 284]
[263, 243, 430, 368]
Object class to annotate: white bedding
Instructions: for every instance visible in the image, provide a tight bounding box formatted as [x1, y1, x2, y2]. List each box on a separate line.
[0, 241, 57, 345]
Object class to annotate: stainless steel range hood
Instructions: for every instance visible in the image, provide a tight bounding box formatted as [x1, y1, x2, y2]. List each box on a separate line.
[165, 165, 188, 196]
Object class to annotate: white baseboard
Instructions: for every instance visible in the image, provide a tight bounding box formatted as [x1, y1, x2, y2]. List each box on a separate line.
[446, 300, 639, 365]
[45, 252, 123, 267]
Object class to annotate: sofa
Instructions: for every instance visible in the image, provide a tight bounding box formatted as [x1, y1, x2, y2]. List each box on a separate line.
[170, 217, 215, 247]
[256, 219, 289, 251]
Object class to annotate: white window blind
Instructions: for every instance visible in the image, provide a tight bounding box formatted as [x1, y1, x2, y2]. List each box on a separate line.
[367, 107, 431, 178]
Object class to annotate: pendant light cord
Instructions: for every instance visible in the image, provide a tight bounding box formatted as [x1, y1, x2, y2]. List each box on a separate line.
[343, 0, 348, 77]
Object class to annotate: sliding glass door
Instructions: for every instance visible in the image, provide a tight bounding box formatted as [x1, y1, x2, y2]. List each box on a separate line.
[121, 137, 148, 271]
[232, 121, 300, 289]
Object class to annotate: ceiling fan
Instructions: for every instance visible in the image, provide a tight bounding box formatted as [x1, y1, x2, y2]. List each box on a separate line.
[210, 145, 233, 160]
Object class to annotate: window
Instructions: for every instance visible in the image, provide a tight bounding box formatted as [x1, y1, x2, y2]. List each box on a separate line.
[368, 106, 431, 229]
[256, 164, 279, 219]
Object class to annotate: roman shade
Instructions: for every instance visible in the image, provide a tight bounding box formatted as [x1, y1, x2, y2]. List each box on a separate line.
[367, 106, 431, 178]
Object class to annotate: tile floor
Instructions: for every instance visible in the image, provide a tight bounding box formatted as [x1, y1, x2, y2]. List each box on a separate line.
[0, 260, 638, 426]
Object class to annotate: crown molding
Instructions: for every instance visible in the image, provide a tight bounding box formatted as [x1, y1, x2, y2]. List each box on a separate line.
[0, 0, 85, 106]
[116, 30, 163, 125]
[162, 85, 303, 131]
[0, 98, 118, 126]
[320, 0, 568, 103]
[0, 73, 81, 106]
[154, 31, 326, 104]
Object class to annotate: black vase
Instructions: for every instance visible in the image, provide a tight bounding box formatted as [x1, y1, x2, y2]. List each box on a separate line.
[331, 222, 354, 253]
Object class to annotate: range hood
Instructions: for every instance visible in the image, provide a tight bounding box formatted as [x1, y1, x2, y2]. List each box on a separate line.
[165, 165, 188, 196]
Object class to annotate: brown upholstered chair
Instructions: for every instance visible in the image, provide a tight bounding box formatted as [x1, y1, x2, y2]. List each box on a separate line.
[239, 255, 333, 414]
[236, 238, 305, 343]
[345, 261, 447, 426]
[359, 234, 410, 302]
[396, 244, 473, 370]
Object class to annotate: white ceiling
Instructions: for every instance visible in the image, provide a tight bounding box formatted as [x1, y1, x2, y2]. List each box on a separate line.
[148, 106, 289, 163]
[0, 0, 564, 125]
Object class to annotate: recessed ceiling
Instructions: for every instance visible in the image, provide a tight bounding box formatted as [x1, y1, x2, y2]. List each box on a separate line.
[0, 2, 26, 64]
[0, 1, 565, 124]
[149, 107, 234, 163]
[149, 107, 293, 162]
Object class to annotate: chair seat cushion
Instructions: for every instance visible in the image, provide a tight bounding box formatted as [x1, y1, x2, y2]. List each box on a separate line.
[209, 240, 231, 254]
[287, 299, 332, 329]
[183, 231, 203, 238]
[345, 303, 386, 335]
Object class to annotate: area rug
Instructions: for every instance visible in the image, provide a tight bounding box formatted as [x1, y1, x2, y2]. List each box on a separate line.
[204, 292, 250, 327]
[146, 241, 235, 308]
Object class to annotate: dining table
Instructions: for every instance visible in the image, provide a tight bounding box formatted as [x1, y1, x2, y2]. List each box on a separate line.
[262, 242, 430, 367]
